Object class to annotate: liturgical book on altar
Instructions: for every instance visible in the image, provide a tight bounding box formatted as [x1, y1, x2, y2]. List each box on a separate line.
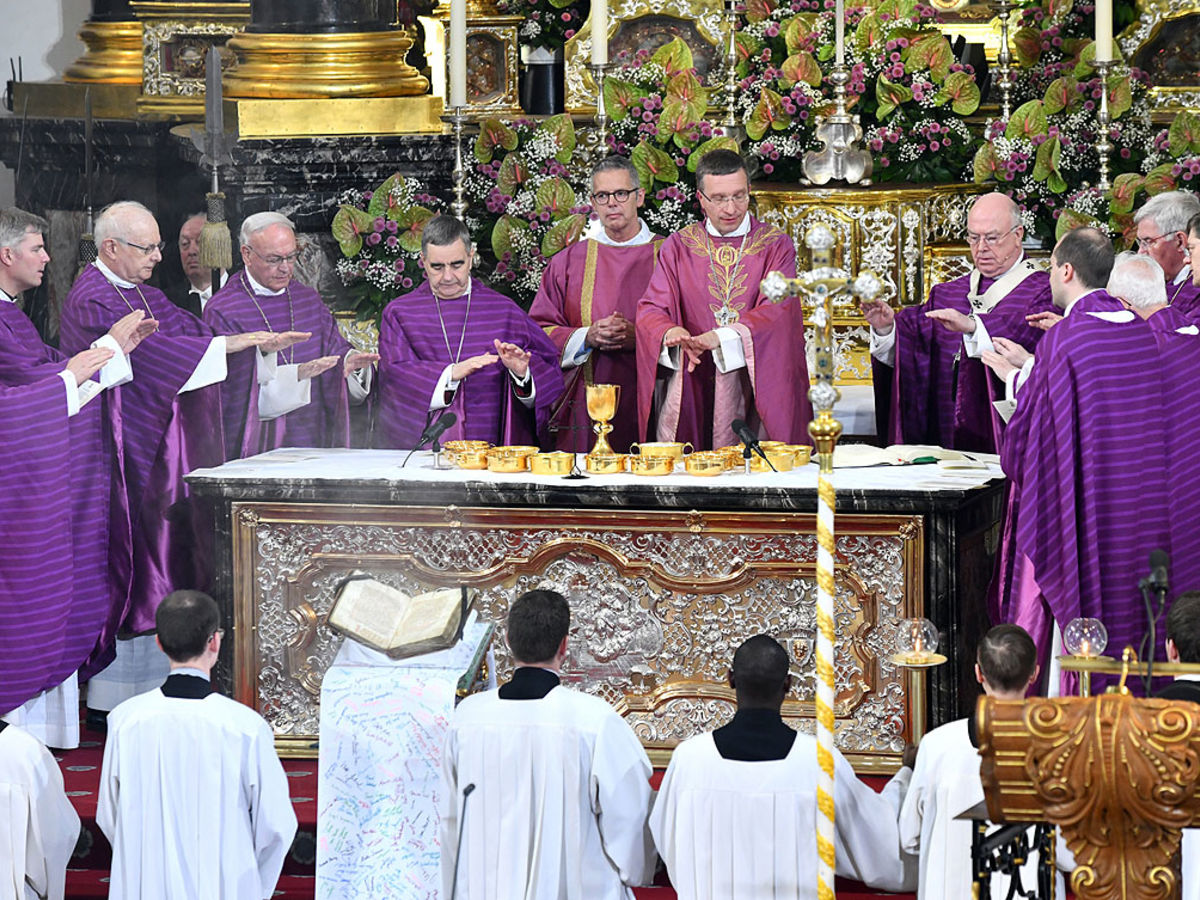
[327, 576, 472, 660]
[831, 444, 995, 469]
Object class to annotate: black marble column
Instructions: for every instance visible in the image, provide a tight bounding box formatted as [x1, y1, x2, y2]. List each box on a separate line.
[91, 0, 135, 20]
[247, 0, 397, 32]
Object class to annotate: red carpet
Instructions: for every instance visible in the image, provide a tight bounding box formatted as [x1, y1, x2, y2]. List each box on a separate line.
[54, 722, 914, 899]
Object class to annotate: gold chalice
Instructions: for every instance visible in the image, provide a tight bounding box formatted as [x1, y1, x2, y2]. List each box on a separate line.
[586, 383, 620, 457]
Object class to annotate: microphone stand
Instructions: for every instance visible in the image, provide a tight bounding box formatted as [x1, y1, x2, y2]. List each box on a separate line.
[1138, 570, 1169, 694]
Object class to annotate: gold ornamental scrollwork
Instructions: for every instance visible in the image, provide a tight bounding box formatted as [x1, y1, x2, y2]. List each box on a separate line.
[238, 506, 261, 528]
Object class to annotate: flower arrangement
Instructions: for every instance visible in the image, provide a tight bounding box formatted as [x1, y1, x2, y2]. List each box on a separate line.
[331, 173, 443, 323]
[735, 0, 980, 183]
[496, 0, 588, 52]
[602, 38, 737, 236]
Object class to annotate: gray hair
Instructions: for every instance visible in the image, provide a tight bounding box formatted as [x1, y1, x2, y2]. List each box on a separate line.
[0, 207, 49, 251]
[420, 214, 472, 256]
[1107, 251, 1167, 310]
[94, 200, 155, 246]
[240, 211, 295, 246]
[1134, 191, 1200, 235]
[590, 156, 640, 191]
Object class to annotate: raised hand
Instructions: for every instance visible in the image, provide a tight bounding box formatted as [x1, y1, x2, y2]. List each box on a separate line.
[991, 337, 1032, 368]
[344, 350, 379, 377]
[1026, 311, 1063, 332]
[298, 355, 340, 380]
[65, 347, 115, 385]
[450, 352, 499, 382]
[860, 299, 895, 335]
[258, 330, 312, 354]
[925, 308, 976, 334]
[107, 309, 158, 355]
[681, 331, 719, 373]
[494, 339, 531, 379]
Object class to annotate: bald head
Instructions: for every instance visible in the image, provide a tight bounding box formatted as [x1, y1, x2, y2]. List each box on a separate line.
[966, 193, 1025, 278]
[95, 201, 163, 285]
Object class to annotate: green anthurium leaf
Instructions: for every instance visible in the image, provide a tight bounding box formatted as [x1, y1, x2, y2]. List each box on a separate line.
[631, 140, 679, 189]
[1047, 170, 1068, 194]
[894, 0, 918, 19]
[1055, 208, 1099, 241]
[1144, 162, 1179, 195]
[854, 12, 882, 57]
[1011, 27, 1043, 68]
[496, 153, 531, 195]
[650, 37, 694, 78]
[1074, 40, 1096, 78]
[744, 0, 776, 22]
[907, 32, 953, 81]
[1042, 76, 1078, 115]
[746, 88, 792, 141]
[474, 118, 519, 164]
[784, 16, 812, 54]
[781, 51, 823, 88]
[395, 205, 435, 254]
[667, 69, 706, 106]
[935, 70, 981, 115]
[1169, 110, 1200, 156]
[539, 114, 576, 164]
[687, 135, 742, 172]
[973, 143, 999, 184]
[1109, 172, 1145, 216]
[875, 74, 914, 120]
[1033, 135, 1062, 182]
[491, 214, 527, 259]
[1047, 0, 1074, 18]
[736, 33, 764, 74]
[331, 205, 376, 258]
[816, 43, 835, 62]
[540, 213, 588, 257]
[534, 176, 576, 218]
[1004, 99, 1048, 141]
[367, 173, 406, 220]
[1113, 213, 1136, 248]
[603, 77, 648, 123]
[1105, 75, 1132, 119]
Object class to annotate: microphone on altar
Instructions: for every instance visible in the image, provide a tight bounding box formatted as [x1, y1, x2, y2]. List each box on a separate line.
[401, 411, 458, 467]
[731, 418, 775, 470]
[1138, 547, 1170, 691]
[449, 782, 476, 900]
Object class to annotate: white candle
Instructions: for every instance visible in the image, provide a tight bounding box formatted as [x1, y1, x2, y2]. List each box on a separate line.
[449, 0, 467, 108]
[1094, 0, 1112, 62]
[592, 0, 608, 65]
[835, 0, 845, 66]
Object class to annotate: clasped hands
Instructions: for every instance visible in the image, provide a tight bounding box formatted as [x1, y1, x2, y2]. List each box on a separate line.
[450, 339, 532, 382]
[585, 312, 636, 352]
[663, 326, 720, 373]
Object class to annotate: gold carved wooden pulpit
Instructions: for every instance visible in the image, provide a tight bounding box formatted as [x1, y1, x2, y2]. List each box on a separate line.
[977, 674, 1200, 900]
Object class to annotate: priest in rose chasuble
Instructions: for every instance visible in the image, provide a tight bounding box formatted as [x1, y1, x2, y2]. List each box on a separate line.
[530, 156, 661, 453]
[376, 215, 564, 449]
[636, 150, 811, 450]
[863, 192, 1054, 453]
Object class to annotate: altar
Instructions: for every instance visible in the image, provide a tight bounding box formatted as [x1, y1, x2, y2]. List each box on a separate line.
[187, 449, 1005, 772]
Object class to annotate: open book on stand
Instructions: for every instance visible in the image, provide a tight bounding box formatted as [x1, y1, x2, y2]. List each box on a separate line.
[327, 574, 474, 660]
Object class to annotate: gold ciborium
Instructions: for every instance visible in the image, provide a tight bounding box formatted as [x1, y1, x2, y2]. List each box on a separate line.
[586, 383, 620, 456]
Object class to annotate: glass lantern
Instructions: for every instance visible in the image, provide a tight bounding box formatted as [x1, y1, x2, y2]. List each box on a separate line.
[1063, 617, 1107, 658]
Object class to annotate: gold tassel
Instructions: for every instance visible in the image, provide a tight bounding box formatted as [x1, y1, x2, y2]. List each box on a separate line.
[199, 191, 233, 270]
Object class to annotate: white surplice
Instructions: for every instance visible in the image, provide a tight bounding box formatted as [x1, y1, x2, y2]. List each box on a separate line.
[649, 731, 915, 900]
[899, 718, 1070, 899]
[0, 725, 80, 900]
[440, 686, 655, 900]
[97, 690, 297, 900]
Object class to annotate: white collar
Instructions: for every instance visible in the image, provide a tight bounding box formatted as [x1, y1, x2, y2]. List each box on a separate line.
[94, 259, 137, 290]
[0, 287, 15, 304]
[169, 666, 210, 681]
[705, 213, 751, 238]
[245, 270, 285, 297]
[1175, 265, 1192, 286]
[585, 217, 653, 247]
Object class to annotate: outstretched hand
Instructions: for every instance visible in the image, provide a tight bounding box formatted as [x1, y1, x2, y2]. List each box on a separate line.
[494, 339, 531, 379]
[65, 347, 115, 385]
[108, 309, 158, 355]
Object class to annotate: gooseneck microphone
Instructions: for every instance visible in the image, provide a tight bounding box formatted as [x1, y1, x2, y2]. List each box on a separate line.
[731, 418, 775, 469]
[1139, 548, 1170, 692]
[401, 411, 459, 467]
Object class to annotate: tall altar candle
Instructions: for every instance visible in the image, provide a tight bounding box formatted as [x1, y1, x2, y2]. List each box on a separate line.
[449, 0, 467, 108]
[1094, 0, 1113, 62]
[835, 0, 845, 66]
[592, 0, 608, 65]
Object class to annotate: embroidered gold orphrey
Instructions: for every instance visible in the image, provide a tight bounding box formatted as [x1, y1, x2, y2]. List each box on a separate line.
[679, 222, 785, 327]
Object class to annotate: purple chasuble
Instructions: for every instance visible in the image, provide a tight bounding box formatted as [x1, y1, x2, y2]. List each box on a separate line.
[0, 302, 132, 710]
[875, 268, 1053, 453]
[997, 290, 1200, 693]
[1167, 275, 1200, 320]
[375, 278, 565, 448]
[529, 237, 660, 453]
[635, 218, 811, 450]
[60, 264, 225, 634]
[204, 272, 352, 459]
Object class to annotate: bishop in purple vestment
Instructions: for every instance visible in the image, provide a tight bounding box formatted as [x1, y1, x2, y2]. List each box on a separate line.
[635, 150, 811, 450]
[204, 212, 377, 459]
[864, 193, 1054, 453]
[530, 157, 661, 453]
[376, 215, 564, 449]
[1133, 191, 1200, 319]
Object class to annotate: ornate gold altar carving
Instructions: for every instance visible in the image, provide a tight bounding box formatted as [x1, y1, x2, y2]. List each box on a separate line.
[223, 29, 429, 99]
[564, 0, 723, 113]
[232, 502, 924, 769]
[1121, 0, 1200, 117]
[433, 0, 523, 116]
[64, 21, 145, 85]
[978, 693, 1200, 900]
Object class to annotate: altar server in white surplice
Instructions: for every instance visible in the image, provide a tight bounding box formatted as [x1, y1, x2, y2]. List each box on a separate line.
[440, 589, 655, 900]
[650, 635, 917, 900]
[900, 624, 1071, 899]
[97, 591, 297, 900]
[0, 722, 80, 900]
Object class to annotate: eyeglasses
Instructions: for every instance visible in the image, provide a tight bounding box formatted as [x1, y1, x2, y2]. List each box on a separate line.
[248, 246, 301, 267]
[966, 225, 1019, 247]
[591, 188, 638, 205]
[117, 237, 167, 256]
[698, 190, 751, 207]
[1136, 232, 1175, 250]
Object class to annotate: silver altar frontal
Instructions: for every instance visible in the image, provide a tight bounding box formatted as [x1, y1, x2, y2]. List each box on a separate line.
[187, 449, 1006, 771]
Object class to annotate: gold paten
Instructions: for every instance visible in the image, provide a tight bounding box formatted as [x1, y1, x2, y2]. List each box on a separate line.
[223, 29, 429, 98]
[629, 441, 692, 460]
[64, 20, 145, 84]
[221, 95, 445, 138]
[683, 451, 729, 476]
[628, 454, 676, 476]
[749, 446, 797, 473]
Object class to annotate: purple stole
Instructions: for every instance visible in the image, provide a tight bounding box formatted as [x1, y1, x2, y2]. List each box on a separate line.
[635, 218, 811, 450]
[204, 273, 352, 459]
[60, 265, 225, 634]
[0, 302, 132, 710]
[375, 279, 565, 449]
[876, 268, 1053, 453]
[529, 237, 660, 453]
